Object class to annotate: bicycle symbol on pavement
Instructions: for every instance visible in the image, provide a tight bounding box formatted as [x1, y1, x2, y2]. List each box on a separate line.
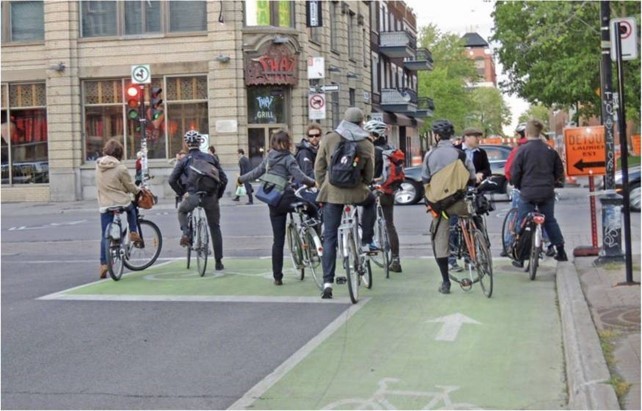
[322, 378, 477, 410]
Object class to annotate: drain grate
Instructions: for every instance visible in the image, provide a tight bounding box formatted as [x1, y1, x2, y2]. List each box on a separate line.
[597, 306, 641, 331]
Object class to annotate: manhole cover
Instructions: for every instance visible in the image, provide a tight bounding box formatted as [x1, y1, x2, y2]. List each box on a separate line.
[597, 306, 641, 331]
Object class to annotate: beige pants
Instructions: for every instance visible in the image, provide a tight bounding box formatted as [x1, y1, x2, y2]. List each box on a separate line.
[430, 200, 469, 258]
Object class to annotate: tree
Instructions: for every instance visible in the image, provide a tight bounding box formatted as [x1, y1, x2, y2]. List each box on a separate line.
[468, 87, 512, 136]
[491, 1, 640, 124]
[518, 103, 551, 130]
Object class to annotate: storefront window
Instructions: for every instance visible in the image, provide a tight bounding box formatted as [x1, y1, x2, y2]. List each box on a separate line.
[247, 87, 287, 124]
[1, 83, 49, 185]
[244, 0, 293, 27]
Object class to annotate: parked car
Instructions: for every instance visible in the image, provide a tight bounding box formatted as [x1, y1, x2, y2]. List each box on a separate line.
[394, 145, 513, 205]
[616, 165, 641, 212]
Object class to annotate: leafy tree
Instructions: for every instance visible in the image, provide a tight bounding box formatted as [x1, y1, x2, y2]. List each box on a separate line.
[467, 87, 512, 136]
[491, 1, 640, 125]
[518, 103, 552, 131]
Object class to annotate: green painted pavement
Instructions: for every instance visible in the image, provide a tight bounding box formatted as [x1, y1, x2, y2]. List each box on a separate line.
[55, 257, 566, 409]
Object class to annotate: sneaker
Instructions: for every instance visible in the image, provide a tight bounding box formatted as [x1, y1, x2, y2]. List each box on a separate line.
[512, 260, 524, 268]
[99, 264, 109, 279]
[273, 279, 283, 286]
[129, 231, 141, 243]
[545, 244, 556, 257]
[499, 250, 508, 257]
[449, 262, 464, 272]
[245, 202, 253, 205]
[438, 281, 451, 294]
[232, 197, 240, 201]
[179, 234, 191, 247]
[321, 283, 333, 299]
[389, 258, 402, 273]
[215, 260, 224, 271]
[555, 247, 568, 262]
[360, 241, 379, 254]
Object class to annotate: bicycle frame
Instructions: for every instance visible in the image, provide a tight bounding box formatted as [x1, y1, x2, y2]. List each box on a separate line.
[338, 205, 360, 259]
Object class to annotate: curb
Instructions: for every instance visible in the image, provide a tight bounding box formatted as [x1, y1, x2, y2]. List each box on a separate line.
[557, 261, 620, 410]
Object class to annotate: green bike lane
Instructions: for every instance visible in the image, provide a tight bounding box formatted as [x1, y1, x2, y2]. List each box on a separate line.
[42, 257, 566, 409]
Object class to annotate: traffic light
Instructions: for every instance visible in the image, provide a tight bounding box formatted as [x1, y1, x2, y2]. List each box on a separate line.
[126, 85, 141, 121]
[148, 87, 164, 131]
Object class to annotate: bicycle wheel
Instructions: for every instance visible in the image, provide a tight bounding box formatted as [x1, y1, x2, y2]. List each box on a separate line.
[286, 221, 304, 279]
[360, 256, 373, 289]
[186, 215, 193, 269]
[344, 232, 359, 304]
[105, 224, 124, 281]
[501, 207, 518, 256]
[124, 219, 162, 271]
[303, 229, 323, 290]
[196, 217, 209, 277]
[474, 229, 493, 298]
[528, 225, 541, 281]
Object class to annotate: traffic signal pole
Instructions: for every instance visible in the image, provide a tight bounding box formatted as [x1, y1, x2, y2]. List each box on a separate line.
[137, 84, 149, 187]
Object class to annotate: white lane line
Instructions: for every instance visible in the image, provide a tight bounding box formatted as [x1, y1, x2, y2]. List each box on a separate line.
[37, 293, 353, 304]
[228, 298, 369, 410]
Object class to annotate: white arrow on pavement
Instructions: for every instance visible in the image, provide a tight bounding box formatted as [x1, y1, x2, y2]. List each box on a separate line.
[426, 313, 481, 342]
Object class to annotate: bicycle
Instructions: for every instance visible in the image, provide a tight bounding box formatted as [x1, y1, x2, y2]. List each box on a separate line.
[286, 186, 324, 289]
[337, 203, 372, 304]
[507, 208, 546, 281]
[369, 186, 391, 278]
[185, 191, 209, 277]
[104, 205, 162, 281]
[448, 185, 494, 298]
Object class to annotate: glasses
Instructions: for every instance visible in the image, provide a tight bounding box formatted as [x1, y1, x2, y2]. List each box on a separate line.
[308, 133, 321, 138]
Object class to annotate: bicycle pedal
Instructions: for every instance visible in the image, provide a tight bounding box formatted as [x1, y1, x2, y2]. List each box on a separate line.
[335, 276, 347, 284]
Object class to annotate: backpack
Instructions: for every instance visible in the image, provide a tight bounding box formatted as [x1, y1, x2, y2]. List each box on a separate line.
[424, 150, 470, 213]
[329, 137, 361, 188]
[186, 155, 220, 194]
[380, 148, 405, 194]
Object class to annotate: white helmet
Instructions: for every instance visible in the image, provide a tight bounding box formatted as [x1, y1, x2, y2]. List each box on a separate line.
[364, 120, 387, 138]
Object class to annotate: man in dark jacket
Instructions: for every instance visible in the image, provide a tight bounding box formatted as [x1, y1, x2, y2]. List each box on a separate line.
[169, 130, 228, 271]
[510, 119, 567, 263]
[295, 123, 322, 181]
[234, 149, 254, 204]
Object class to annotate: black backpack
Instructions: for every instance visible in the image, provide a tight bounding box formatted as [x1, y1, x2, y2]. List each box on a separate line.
[329, 137, 361, 188]
[186, 156, 220, 194]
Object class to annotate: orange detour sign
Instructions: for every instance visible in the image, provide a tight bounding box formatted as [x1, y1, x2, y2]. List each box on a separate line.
[564, 126, 606, 176]
[632, 134, 640, 156]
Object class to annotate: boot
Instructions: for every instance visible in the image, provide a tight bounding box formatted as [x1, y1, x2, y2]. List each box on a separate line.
[389, 257, 402, 272]
[99, 264, 109, 279]
[555, 245, 568, 262]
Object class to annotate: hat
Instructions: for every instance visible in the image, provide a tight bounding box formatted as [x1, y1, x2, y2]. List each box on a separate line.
[344, 107, 364, 124]
[462, 128, 483, 136]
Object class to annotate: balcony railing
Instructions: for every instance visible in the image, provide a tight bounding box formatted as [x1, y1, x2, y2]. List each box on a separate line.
[379, 31, 416, 58]
[404, 48, 433, 71]
[380, 89, 434, 118]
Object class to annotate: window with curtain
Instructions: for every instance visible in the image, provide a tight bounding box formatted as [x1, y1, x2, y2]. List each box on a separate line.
[3, 0, 44, 42]
[82, 76, 208, 162]
[330, 1, 338, 51]
[81, 0, 206, 38]
[1, 83, 48, 186]
[244, 0, 293, 27]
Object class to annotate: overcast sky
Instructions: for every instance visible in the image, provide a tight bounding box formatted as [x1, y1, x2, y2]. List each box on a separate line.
[403, 0, 529, 135]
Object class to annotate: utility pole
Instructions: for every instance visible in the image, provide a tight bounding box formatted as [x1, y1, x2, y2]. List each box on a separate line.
[596, 1, 624, 264]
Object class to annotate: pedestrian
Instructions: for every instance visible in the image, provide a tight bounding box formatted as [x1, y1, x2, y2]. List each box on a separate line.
[169, 130, 228, 271]
[421, 120, 476, 294]
[208, 145, 220, 163]
[315, 107, 376, 299]
[364, 119, 403, 273]
[295, 123, 322, 181]
[96, 139, 143, 279]
[234, 148, 254, 204]
[448, 127, 492, 272]
[237, 129, 316, 286]
[134, 151, 143, 185]
[510, 119, 568, 264]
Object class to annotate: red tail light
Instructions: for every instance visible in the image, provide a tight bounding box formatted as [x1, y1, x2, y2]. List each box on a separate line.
[533, 215, 545, 224]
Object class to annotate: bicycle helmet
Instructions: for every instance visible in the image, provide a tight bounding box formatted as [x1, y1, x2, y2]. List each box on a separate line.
[184, 130, 201, 147]
[431, 119, 454, 139]
[515, 123, 526, 138]
[364, 120, 387, 138]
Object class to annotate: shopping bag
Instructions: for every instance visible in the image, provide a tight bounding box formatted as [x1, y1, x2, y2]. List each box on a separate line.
[235, 185, 246, 197]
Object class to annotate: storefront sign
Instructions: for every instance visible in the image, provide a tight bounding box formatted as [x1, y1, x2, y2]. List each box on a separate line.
[307, 0, 323, 27]
[245, 45, 298, 86]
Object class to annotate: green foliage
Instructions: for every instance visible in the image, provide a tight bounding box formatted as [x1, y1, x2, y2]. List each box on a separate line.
[492, 1, 641, 124]
[518, 103, 551, 130]
[468, 87, 512, 136]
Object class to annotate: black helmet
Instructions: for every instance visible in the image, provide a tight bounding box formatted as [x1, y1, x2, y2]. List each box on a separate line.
[431, 119, 454, 138]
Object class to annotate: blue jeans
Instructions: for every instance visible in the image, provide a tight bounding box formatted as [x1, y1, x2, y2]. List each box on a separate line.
[321, 194, 376, 285]
[516, 197, 564, 248]
[100, 203, 138, 265]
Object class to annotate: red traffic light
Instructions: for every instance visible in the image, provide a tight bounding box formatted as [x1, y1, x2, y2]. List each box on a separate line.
[127, 85, 139, 97]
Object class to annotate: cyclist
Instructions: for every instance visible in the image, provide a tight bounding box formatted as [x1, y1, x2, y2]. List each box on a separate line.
[96, 138, 143, 279]
[237, 129, 316, 286]
[510, 119, 568, 264]
[169, 130, 228, 271]
[295, 123, 323, 181]
[315, 107, 376, 299]
[421, 120, 476, 294]
[364, 119, 403, 273]
[448, 127, 492, 272]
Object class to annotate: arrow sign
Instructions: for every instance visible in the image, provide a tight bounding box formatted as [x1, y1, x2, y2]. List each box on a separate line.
[426, 313, 481, 342]
[574, 159, 606, 171]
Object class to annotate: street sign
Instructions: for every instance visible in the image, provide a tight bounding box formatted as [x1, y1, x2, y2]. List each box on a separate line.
[307, 57, 325, 79]
[564, 126, 606, 176]
[308, 93, 326, 120]
[131, 65, 151, 84]
[321, 84, 339, 92]
[611, 17, 639, 61]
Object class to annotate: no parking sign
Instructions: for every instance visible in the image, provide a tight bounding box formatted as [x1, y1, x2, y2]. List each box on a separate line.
[308, 93, 326, 120]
